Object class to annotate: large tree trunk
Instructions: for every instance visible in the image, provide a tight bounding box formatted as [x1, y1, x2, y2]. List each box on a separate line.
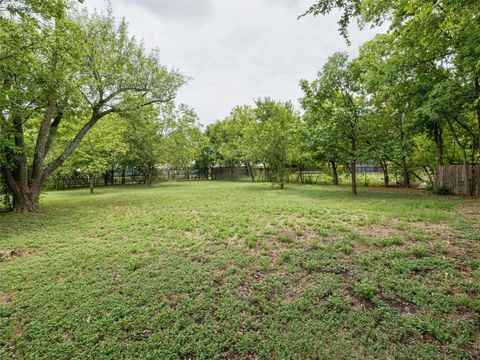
[2, 115, 43, 213]
[7, 108, 108, 213]
[12, 190, 40, 213]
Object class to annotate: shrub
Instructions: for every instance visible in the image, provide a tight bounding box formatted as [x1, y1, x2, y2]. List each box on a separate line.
[304, 176, 315, 184]
[363, 177, 370, 187]
[435, 185, 453, 195]
[0, 174, 12, 212]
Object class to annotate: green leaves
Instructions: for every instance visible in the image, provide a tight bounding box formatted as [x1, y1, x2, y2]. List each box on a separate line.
[1, 1, 188, 209]
[300, 53, 367, 163]
[252, 98, 301, 187]
[75, 11, 185, 115]
[305, 0, 480, 169]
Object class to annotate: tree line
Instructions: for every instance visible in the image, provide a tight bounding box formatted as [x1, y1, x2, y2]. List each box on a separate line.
[199, 0, 480, 195]
[1, 0, 479, 212]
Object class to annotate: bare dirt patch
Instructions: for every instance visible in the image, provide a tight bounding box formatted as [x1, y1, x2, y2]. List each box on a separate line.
[0, 248, 35, 262]
[0, 292, 13, 305]
[183, 230, 202, 240]
[379, 294, 417, 314]
[228, 236, 245, 247]
[345, 287, 376, 310]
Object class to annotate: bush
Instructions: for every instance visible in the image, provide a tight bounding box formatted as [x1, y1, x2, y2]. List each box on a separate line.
[0, 174, 12, 212]
[363, 176, 370, 187]
[435, 185, 453, 195]
[304, 176, 315, 184]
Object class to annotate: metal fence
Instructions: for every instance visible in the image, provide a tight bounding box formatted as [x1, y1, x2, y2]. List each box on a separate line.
[45, 168, 208, 190]
[45, 164, 385, 191]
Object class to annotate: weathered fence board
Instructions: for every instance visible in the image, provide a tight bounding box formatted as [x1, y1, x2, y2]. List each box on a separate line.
[435, 165, 480, 196]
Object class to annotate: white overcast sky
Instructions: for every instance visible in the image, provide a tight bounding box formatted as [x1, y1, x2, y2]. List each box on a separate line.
[83, 0, 382, 125]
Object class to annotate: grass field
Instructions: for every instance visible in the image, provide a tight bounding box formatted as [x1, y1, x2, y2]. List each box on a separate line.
[1, 182, 479, 359]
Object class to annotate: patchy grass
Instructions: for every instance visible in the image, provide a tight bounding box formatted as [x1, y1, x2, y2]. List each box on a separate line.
[0, 182, 479, 359]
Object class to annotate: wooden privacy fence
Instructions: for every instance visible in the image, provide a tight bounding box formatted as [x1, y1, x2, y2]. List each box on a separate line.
[211, 166, 270, 181]
[435, 165, 480, 196]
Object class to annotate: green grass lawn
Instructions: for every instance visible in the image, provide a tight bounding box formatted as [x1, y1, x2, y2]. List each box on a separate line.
[1, 182, 479, 359]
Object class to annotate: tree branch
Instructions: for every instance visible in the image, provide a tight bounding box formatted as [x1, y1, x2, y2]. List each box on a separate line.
[42, 113, 101, 180]
[32, 102, 56, 183]
[45, 110, 64, 155]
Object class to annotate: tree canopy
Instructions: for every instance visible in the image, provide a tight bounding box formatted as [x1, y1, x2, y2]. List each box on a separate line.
[0, 1, 184, 211]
